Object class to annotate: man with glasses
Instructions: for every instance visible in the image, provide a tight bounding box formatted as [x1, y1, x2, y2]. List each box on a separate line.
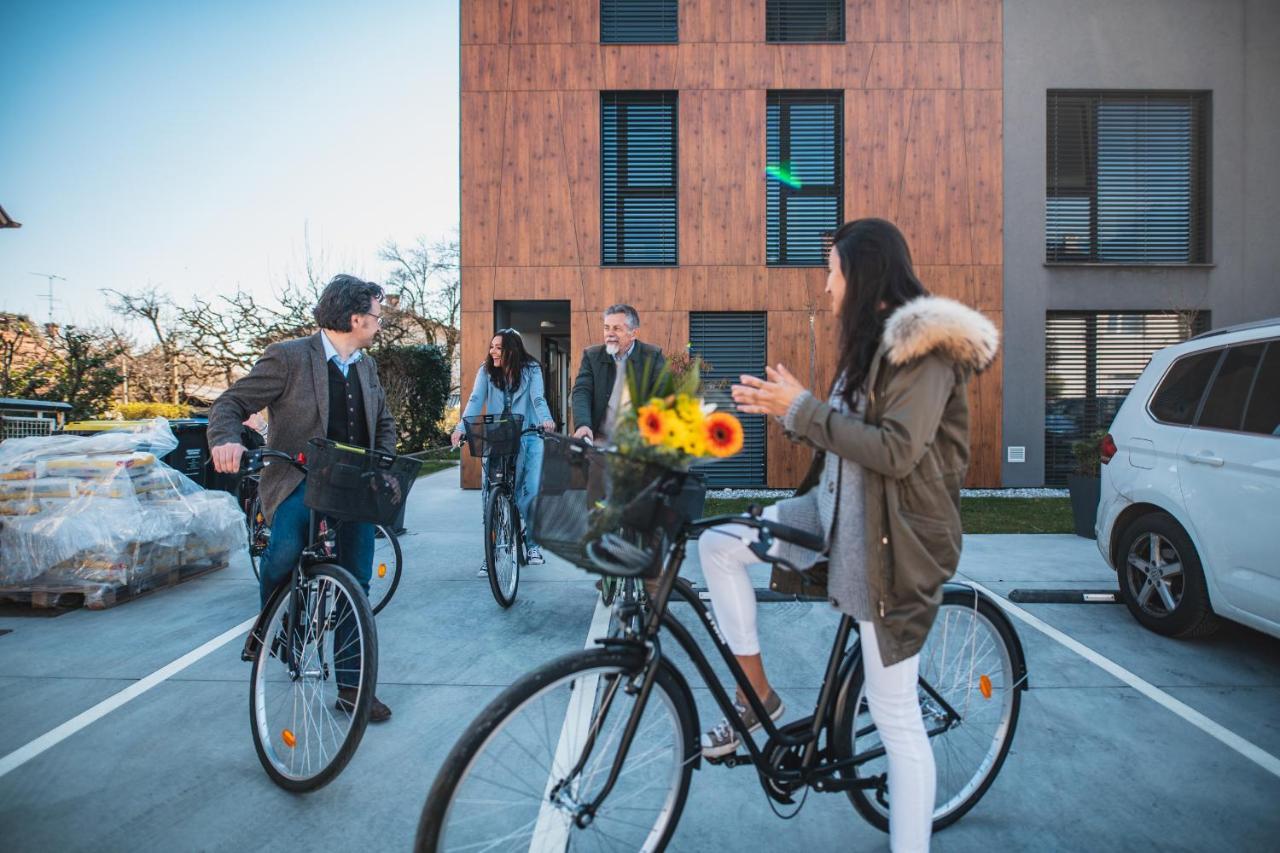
[209, 274, 397, 722]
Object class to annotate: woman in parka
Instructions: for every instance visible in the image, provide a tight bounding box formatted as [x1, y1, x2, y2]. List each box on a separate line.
[699, 218, 998, 853]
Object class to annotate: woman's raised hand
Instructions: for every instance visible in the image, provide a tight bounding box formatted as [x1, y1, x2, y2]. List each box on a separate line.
[732, 363, 807, 417]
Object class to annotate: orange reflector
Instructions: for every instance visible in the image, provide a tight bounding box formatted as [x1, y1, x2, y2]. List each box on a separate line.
[979, 674, 993, 699]
[377, 563, 387, 578]
[282, 729, 297, 748]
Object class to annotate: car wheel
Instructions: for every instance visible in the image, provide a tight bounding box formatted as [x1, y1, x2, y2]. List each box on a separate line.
[1117, 512, 1219, 638]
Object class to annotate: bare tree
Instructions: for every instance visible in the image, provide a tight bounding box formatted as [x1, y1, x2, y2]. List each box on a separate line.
[0, 313, 49, 398]
[379, 232, 461, 394]
[104, 287, 217, 403]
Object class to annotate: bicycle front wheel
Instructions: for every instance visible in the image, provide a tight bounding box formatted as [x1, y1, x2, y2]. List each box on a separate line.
[834, 589, 1022, 832]
[247, 494, 268, 581]
[416, 648, 697, 852]
[484, 488, 519, 608]
[368, 524, 403, 615]
[249, 563, 379, 792]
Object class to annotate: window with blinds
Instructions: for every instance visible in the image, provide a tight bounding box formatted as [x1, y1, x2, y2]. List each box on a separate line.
[1046, 91, 1210, 264]
[1044, 311, 1209, 485]
[766, 0, 844, 42]
[767, 91, 843, 266]
[601, 0, 677, 43]
[601, 92, 678, 266]
[690, 313, 767, 486]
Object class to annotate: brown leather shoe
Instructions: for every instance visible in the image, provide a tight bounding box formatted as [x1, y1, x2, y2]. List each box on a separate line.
[335, 687, 392, 723]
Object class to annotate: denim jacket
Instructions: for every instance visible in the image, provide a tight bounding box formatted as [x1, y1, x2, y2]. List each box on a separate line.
[457, 362, 553, 430]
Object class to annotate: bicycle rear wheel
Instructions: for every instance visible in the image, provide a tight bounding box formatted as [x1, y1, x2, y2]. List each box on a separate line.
[416, 648, 697, 852]
[834, 589, 1022, 831]
[368, 524, 403, 615]
[249, 563, 378, 792]
[484, 488, 519, 608]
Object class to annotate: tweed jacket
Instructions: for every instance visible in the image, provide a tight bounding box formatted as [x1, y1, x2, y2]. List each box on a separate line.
[570, 341, 666, 435]
[782, 296, 999, 666]
[208, 333, 397, 524]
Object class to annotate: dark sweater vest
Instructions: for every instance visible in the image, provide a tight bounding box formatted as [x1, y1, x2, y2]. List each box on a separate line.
[326, 359, 371, 447]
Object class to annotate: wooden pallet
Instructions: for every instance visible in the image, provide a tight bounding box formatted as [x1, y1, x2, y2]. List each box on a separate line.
[0, 555, 229, 611]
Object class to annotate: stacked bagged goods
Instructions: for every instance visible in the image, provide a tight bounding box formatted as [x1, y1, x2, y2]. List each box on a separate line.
[0, 418, 245, 607]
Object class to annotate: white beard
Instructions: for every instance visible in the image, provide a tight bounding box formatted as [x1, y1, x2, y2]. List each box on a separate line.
[605, 342, 620, 356]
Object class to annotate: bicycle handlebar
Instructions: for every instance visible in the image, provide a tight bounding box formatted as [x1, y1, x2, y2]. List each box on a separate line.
[240, 447, 307, 477]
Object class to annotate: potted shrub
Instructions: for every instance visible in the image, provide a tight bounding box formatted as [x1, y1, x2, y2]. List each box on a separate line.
[1067, 429, 1107, 539]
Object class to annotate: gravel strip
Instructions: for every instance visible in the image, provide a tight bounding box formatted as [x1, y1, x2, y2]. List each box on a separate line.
[707, 487, 1069, 499]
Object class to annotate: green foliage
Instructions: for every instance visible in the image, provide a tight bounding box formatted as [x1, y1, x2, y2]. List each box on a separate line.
[375, 344, 450, 453]
[111, 402, 193, 420]
[1072, 429, 1109, 477]
[44, 327, 126, 420]
[704, 496, 1075, 534]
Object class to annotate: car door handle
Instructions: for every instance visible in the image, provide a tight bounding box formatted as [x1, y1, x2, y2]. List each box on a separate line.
[1184, 451, 1225, 467]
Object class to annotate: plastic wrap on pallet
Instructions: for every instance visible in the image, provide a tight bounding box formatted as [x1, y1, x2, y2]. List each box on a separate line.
[0, 418, 245, 594]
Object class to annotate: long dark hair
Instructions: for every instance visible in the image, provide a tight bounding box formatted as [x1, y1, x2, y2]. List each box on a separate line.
[485, 328, 535, 390]
[830, 218, 928, 410]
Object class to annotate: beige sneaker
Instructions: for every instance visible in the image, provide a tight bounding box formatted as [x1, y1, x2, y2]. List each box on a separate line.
[701, 691, 784, 758]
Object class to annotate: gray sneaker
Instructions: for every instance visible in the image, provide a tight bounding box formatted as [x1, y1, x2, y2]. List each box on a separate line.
[701, 691, 784, 758]
[526, 546, 545, 565]
[476, 561, 488, 578]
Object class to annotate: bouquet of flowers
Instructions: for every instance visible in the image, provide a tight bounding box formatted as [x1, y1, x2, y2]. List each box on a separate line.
[589, 351, 744, 541]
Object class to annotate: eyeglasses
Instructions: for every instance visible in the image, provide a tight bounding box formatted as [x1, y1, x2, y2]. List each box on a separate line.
[364, 311, 385, 326]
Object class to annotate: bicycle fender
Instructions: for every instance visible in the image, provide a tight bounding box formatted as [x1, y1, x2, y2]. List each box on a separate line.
[941, 582, 1030, 691]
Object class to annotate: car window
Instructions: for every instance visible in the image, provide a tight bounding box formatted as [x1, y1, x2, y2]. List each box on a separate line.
[1197, 343, 1265, 431]
[1149, 350, 1221, 425]
[1242, 342, 1280, 436]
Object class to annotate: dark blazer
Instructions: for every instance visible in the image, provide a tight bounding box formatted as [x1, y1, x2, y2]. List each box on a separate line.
[570, 340, 666, 435]
[208, 333, 397, 523]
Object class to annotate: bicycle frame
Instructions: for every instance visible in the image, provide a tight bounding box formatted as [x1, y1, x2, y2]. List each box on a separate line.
[561, 521, 973, 822]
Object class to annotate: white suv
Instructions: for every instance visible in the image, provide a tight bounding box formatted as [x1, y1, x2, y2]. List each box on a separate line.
[1096, 317, 1280, 639]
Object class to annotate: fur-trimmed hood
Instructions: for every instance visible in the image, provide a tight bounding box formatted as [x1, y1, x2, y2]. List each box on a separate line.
[882, 296, 999, 371]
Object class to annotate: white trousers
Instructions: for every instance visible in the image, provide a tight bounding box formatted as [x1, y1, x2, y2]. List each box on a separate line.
[697, 512, 936, 853]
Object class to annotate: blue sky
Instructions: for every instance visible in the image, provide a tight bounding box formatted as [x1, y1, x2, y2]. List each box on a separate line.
[0, 0, 459, 328]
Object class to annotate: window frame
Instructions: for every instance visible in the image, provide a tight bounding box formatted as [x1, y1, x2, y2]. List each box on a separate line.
[1045, 89, 1212, 267]
[765, 0, 845, 44]
[600, 91, 679, 267]
[766, 90, 844, 268]
[1158, 336, 1280, 436]
[600, 0, 679, 44]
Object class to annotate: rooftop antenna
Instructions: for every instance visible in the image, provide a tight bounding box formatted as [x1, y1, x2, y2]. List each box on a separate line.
[28, 272, 66, 324]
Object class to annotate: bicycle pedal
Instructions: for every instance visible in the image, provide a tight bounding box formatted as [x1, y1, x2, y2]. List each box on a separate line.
[705, 752, 749, 767]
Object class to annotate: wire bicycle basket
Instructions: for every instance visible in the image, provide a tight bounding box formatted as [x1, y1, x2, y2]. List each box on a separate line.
[533, 433, 705, 578]
[462, 414, 525, 458]
[303, 439, 422, 527]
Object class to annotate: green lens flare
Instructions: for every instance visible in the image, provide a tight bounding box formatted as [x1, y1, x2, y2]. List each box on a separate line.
[766, 163, 803, 189]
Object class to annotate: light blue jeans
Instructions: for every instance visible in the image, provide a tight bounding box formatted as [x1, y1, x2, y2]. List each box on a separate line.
[481, 432, 543, 548]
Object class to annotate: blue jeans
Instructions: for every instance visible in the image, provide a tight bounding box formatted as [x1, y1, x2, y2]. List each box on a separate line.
[481, 432, 543, 548]
[261, 482, 374, 688]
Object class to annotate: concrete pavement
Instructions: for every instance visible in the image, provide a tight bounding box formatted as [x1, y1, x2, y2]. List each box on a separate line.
[0, 469, 1277, 851]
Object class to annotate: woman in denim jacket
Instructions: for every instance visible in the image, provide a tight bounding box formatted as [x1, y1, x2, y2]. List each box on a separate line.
[452, 329, 556, 573]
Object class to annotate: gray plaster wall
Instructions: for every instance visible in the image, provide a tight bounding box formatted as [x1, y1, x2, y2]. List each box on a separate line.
[1002, 0, 1280, 486]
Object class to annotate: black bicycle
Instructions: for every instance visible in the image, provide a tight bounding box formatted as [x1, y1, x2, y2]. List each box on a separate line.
[462, 413, 541, 609]
[417, 444, 1028, 850]
[243, 473, 404, 615]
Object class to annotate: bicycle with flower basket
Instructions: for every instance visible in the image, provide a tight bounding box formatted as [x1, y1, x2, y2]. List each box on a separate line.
[415, 360, 1028, 849]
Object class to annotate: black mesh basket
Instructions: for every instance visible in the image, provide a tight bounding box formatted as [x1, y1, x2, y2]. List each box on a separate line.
[533, 434, 704, 578]
[303, 439, 422, 526]
[463, 414, 525, 457]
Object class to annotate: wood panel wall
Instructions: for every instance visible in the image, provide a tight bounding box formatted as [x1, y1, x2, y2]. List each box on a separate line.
[460, 0, 1003, 488]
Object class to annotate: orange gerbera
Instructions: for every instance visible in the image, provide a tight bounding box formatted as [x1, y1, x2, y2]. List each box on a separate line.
[637, 404, 665, 445]
[703, 411, 744, 458]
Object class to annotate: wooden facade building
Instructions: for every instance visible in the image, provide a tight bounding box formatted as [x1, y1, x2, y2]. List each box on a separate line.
[459, 0, 1003, 488]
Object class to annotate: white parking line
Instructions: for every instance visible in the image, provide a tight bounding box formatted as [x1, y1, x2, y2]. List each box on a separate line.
[530, 595, 613, 852]
[0, 616, 257, 780]
[967, 579, 1280, 779]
